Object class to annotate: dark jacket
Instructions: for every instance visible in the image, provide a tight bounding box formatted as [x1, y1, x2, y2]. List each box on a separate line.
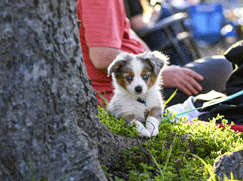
[199, 41, 243, 124]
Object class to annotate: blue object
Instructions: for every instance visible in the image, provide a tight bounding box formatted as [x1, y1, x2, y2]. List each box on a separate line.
[187, 3, 224, 43]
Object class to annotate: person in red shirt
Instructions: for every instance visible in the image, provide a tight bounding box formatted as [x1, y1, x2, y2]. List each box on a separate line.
[77, 0, 151, 105]
[76, 0, 233, 106]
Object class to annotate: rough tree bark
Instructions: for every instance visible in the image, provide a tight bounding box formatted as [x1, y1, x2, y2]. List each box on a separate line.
[0, 0, 106, 180]
[213, 149, 243, 180]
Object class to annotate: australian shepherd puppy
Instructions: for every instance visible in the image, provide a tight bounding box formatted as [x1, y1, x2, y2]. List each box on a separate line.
[107, 51, 169, 138]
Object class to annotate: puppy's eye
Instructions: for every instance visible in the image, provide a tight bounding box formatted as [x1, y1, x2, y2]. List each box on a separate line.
[143, 74, 149, 80]
[126, 75, 133, 81]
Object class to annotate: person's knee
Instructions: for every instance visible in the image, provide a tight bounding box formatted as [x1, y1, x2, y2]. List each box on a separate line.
[209, 55, 234, 71]
[185, 55, 233, 75]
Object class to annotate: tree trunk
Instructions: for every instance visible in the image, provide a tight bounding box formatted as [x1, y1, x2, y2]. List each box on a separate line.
[0, 0, 106, 180]
[97, 123, 147, 170]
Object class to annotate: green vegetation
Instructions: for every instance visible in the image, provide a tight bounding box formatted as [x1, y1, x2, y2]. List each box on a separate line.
[98, 107, 243, 181]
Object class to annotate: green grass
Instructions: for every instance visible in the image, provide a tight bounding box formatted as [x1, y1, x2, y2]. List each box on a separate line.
[98, 107, 243, 181]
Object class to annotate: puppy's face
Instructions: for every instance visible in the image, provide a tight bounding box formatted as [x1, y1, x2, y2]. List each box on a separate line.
[108, 51, 169, 96]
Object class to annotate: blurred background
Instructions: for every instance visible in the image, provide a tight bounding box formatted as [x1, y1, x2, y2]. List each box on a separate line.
[126, 0, 243, 60]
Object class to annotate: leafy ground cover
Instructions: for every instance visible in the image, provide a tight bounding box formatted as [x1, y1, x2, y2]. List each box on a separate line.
[98, 106, 243, 181]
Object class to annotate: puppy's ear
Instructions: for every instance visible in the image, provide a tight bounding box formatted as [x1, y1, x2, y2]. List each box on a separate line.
[107, 54, 127, 77]
[144, 51, 169, 75]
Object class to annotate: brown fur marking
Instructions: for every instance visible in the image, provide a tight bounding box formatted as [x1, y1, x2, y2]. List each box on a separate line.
[116, 71, 135, 89]
[125, 71, 135, 83]
[116, 74, 126, 89]
[148, 107, 162, 119]
[140, 69, 157, 89]
[114, 60, 134, 89]
[124, 114, 136, 124]
[147, 73, 157, 89]
[140, 58, 158, 89]
[140, 69, 149, 82]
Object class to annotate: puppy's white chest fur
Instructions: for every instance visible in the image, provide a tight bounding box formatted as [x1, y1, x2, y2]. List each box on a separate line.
[108, 86, 162, 120]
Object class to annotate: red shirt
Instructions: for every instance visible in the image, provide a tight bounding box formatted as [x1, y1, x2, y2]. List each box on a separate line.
[76, 0, 144, 106]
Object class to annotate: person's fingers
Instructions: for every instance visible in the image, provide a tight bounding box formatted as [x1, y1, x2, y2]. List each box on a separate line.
[178, 78, 199, 96]
[182, 68, 204, 81]
[184, 75, 203, 92]
[177, 83, 192, 96]
[177, 73, 203, 95]
[161, 66, 204, 96]
[179, 68, 203, 95]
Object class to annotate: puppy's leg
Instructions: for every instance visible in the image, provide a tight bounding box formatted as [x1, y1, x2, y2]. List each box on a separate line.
[125, 115, 151, 138]
[131, 120, 151, 138]
[146, 107, 162, 137]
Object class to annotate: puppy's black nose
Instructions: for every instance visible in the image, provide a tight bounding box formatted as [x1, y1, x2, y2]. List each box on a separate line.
[135, 86, 142, 93]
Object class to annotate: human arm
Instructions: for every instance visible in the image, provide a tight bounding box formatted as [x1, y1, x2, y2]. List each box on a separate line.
[89, 47, 123, 73]
[77, 0, 130, 73]
[162, 65, 204, 96]
[88, 26, 150, 71]
[89, 29, 149, 72]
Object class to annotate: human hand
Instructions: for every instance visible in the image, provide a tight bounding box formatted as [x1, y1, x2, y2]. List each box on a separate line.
[161, 65, 204, 96]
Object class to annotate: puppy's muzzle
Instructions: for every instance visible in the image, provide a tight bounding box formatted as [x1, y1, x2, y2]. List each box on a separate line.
[135, 86, 143, 94]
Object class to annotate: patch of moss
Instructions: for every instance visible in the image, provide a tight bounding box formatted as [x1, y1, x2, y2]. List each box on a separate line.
[98, 107, 243, 181]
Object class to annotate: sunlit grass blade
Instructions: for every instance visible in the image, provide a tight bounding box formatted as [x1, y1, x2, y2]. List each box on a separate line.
[150, 151, 164, 180]
[96, 91, 109, 108]
[164, 89, 178, 106]
[190, 153, 217, 180]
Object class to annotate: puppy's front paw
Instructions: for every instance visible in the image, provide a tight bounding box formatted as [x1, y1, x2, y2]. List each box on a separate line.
[146, 116, 160, 137]
[131, 120, 151, 138]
